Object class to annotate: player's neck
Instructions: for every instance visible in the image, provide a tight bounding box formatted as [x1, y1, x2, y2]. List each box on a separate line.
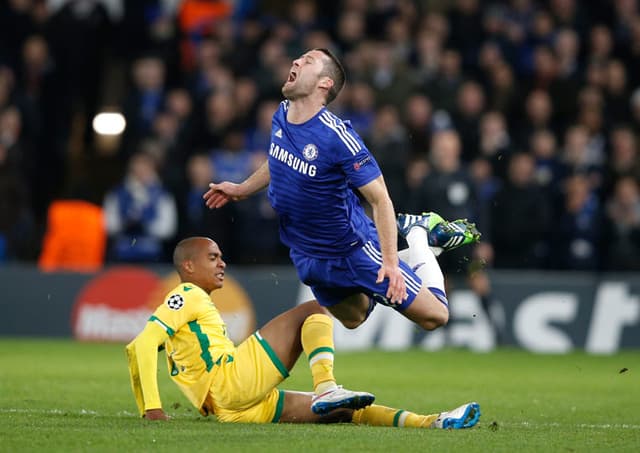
[286, 96, 325, 124]
[182, 280, 214, 294]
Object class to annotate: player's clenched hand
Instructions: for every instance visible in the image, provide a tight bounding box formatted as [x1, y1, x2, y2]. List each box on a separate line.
[376, 264, 408, 305]
[203, 182, 247, 209]
[144, 409, 170, 420]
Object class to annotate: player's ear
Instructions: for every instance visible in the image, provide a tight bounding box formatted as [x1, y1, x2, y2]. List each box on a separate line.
[318, 76, 334, 92]
[183, 260, 194, 274]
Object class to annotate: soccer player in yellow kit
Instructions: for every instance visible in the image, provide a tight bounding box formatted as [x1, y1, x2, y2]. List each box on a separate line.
[126, 236, 480, 428]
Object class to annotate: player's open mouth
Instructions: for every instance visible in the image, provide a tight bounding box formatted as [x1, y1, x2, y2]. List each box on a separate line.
[216, 272, 225, 280]
[287, 71, 297, 82]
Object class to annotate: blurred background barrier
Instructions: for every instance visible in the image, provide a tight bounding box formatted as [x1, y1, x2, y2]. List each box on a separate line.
[1, 264, 637, 354]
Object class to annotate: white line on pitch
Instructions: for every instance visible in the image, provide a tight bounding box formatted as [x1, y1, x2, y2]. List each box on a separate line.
[505, 421, 640, 430]
[2, 409, 640, 430]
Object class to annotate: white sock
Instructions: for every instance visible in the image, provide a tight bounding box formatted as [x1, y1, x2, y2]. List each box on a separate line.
[402, 228, 445, 297]
[315, 381, 338, 395]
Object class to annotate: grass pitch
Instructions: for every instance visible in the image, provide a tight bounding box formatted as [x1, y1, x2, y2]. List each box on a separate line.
[0, 339, 638, 452]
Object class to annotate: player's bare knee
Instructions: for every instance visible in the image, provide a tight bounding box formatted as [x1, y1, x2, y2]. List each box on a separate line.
[339, 318, 365, 330]
[433, 308, 449, 328]
[299, 300, 329, 316]
[417, 307, 449, 331]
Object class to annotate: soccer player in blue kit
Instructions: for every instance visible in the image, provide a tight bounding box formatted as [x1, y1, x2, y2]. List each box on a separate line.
[203, 48, 480, 332]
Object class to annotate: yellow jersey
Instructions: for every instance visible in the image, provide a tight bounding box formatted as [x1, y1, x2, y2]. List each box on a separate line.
[126, 282, 235, 415]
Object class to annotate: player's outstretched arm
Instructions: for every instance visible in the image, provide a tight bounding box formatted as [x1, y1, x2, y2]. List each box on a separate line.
[357, 176, 407, 305]
[203, 160, 271, 209]
[125, 322, 170, 420]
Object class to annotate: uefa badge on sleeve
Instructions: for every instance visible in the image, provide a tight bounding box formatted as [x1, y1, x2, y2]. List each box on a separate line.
[167, 294, 184, 310]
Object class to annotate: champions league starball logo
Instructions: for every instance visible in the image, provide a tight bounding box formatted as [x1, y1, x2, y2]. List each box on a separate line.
[302, 143, 318, 161]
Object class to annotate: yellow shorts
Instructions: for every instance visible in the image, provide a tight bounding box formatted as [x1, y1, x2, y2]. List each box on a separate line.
[210, 331, 289, 423]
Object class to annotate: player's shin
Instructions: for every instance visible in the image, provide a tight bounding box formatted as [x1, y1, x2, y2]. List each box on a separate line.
[402, 227, 447, 306]
[301, 314, 337, 394]
[352, 404, 439, 428]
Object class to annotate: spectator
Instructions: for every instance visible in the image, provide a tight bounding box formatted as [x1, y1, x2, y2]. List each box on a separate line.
[478, 110, 512, 179]
[530, 128, 562, 192]
[232, 159, 285, 264]
[252, 37, 290, 99]
[549, 0, 589, 37]
[588, 24, 614, 64]
[622, 16, 640, 88]
[603, 125, 640, 197]
[335, 10, 366, 54]
[550, 174, 603, 270]
[411, 130, 475, 219]
[487, 61, 519, 118]
[452, 80, 485, 161]
[103, 151, 177, 262]
[0, 66, 15, 111]
[365, 41, 415, 108]
[121, 56, 167, 158]
[575, 86, 607, 168]
[603, 59, 630, 125]
[0, 106, 32, 187]
[559, 124, 604, 189]
[148, 111, 182, 189]
[342, 81, 375, 137]
[413, 29, 443, 86]
[227, 15, 266, 78]
[469, 156, 500, 243]
[233, 76, 259, 129]
[209, 129, 255, 185]
[403, 94, 433, 158]
[164, 87, 195, 150]
[528, 45, 578, 123]
[245, 99, 279, 154]
[46, 0, 112, 148]
[629, 87, 640, 136]
[602, 176, 640, 270]
[0, 141, 35, 261]
[0, 0, 40, 70]
[490, 152, 551, 268]
[185, 38, 224, 99]
[15, 34, 65, 221]
[425, 48, 464, 114]
[118, 0, 180, 78]
[287, 0, 322, 42]
[475, 40, 505, 85]
[515, 88, 556, 149]
[176, 153, 236, 258]
[447, 0, 485, 66]
[175, 0, 232, 73]
[385, 15, 413, 63]
[553, 28, 581, 82]
[408, 130, 478, 270]
[193, 90, 237, 150]
[364, 105, 411, 212]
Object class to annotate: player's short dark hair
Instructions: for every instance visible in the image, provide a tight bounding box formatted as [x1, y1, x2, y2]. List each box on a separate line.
[173, 237, 203, 273]
[315, 48, 345, 104]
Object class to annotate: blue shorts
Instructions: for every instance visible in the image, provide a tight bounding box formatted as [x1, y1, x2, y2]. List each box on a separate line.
[291, 240, 423, 311]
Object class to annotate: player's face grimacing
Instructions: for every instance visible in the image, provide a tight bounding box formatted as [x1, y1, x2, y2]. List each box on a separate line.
[192, 239, 226, 292]
[282, 50, 326, 100]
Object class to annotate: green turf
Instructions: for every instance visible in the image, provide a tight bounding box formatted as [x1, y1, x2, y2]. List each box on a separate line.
[0, 339, 638, 452]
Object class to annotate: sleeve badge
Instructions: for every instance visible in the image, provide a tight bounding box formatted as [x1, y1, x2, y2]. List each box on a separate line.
[167, 294, 185, 310]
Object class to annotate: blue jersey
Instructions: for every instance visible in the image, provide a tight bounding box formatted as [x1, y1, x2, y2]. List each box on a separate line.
[268, 101, 382, 258]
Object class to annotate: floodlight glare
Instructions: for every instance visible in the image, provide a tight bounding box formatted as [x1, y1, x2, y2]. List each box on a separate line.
[93, 112, 126, 135]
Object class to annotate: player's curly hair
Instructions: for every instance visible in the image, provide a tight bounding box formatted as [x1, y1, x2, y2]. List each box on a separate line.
[315, 48, 345, 105]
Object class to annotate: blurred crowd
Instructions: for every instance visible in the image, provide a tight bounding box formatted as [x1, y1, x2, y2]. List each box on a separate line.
[1, 0, 640, 273]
